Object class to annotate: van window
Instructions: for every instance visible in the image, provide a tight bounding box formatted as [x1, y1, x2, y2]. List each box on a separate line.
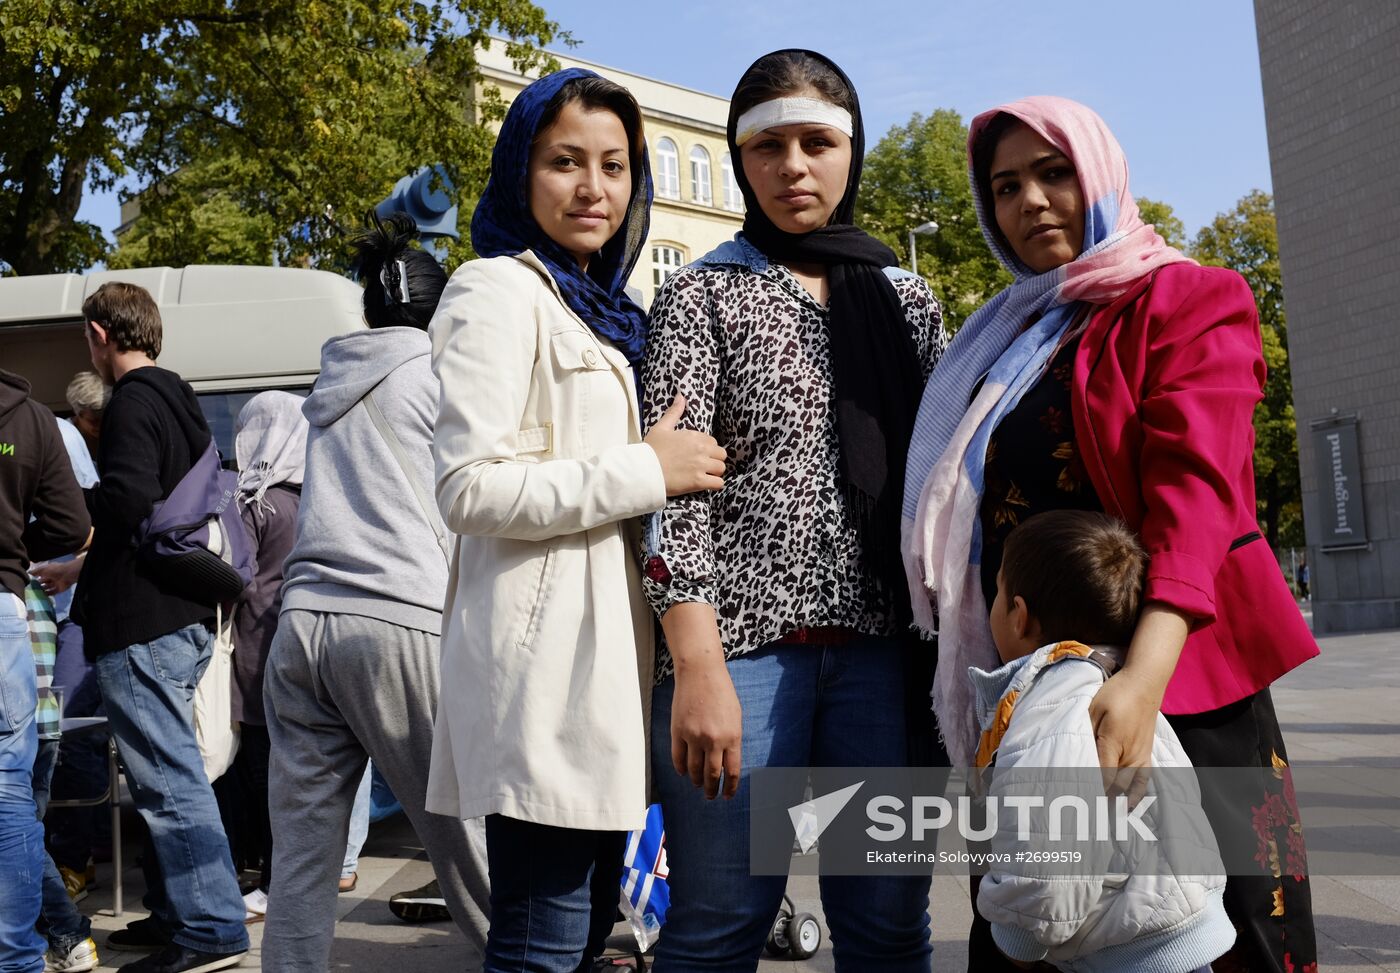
[198, 389, 309, 468]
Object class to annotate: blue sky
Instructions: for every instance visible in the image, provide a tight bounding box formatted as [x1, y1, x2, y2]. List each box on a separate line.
[76, 0, 1271, 243]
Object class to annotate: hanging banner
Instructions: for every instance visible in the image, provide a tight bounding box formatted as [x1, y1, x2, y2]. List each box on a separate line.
[1311, 416, 1367, 549]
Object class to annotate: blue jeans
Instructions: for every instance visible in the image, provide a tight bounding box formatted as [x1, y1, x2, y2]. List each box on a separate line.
[342, 763, 372, 880]
[651, 636, 933, 972]
[32, 739, 91, 954]
[1, 592, 44, 973]
[95, 623, 248, 954]
[483, 815, 626, 973]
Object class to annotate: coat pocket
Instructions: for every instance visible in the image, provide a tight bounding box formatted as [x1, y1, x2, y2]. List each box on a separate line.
[516, 545, 557, 650]
[549, 329, 611, 373]
[0, 596, 36, 733]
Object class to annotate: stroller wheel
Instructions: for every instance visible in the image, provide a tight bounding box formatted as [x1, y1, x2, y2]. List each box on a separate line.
[765, 909, 793, 957]
[788, 912, 822, 960]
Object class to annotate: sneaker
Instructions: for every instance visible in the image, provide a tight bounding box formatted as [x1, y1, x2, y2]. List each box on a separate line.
[115, 943, 245, 972]
[242, 888, 268, 924]
[45, 937, 99, 972]
[106, 917, 171, 953]
[388, 879, 450, 923]
[57, 864, 89, 904]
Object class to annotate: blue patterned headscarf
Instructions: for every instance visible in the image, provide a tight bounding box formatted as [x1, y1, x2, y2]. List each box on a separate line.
[471, 68, 653, 365]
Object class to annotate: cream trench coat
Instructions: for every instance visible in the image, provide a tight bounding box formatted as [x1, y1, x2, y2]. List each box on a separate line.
[424, 251, 667, 832]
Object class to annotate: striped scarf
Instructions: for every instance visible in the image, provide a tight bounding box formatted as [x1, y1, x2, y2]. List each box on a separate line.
[26, 579, 59, 740]
[901, 96, 1192, 766]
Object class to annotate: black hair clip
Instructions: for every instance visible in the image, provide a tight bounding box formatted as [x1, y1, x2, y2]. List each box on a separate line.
[379, 259, 412, 304]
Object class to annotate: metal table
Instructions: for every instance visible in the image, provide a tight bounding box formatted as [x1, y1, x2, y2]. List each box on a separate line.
[48, 716, 124, 916]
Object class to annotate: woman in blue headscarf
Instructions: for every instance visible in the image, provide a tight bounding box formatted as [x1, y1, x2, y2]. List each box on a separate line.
[424, 69, 726, 971]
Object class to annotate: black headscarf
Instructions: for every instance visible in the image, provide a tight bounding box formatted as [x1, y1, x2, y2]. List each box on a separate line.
[729, 49, 924, 624]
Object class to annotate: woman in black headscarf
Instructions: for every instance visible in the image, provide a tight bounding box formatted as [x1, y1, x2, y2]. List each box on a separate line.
[640, 50, 948, 971]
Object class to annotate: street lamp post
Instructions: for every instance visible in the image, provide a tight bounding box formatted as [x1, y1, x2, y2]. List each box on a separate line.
[908, 220, 940, 276]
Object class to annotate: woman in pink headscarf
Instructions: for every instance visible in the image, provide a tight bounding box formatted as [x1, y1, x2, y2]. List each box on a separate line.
[903, 97, 1318, 973]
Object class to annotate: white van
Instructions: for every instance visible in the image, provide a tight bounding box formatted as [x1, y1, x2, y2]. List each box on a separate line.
[0, 265, 364, 458]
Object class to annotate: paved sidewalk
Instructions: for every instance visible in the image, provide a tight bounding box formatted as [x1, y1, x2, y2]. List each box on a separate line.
[71, 623, 1400, 971]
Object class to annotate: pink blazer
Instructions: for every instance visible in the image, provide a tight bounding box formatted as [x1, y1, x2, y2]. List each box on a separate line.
[1072, 263, 1317, 714]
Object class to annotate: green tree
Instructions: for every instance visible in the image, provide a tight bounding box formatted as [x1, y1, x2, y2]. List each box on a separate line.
[857, 110, 1011, 332]
[1190, 190, 1301, 548]
[1, 1, 561, 276]
[1135, 197, 1186, 250]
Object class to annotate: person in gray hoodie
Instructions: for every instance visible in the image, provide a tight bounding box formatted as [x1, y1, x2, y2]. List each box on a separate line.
[262, 214, 491, 972]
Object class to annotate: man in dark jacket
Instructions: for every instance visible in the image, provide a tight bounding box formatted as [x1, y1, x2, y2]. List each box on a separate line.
[0, 367, 91, 973]
[76, 283, 248, 973]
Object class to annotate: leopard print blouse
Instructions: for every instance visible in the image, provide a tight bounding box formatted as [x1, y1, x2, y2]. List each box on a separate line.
[640, 235, 948, 680]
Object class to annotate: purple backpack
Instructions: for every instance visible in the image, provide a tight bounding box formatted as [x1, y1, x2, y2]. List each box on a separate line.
[136, 439, 255, 603]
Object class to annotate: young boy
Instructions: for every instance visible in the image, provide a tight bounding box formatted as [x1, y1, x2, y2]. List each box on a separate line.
[971, 510, 1234, 973]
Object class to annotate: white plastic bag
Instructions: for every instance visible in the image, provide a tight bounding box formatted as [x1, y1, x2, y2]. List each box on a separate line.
[194, 608, 240, 782]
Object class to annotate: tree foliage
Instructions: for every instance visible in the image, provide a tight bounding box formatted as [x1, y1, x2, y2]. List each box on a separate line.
[1189, 190, 1301, 548]
[857, 110, 1011, 332]
[1135, 197, 1186, 250]
[1, 0, 562, 276]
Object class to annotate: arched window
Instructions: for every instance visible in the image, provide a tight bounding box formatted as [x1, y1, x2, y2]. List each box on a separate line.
[689, 145, 712, 205]
[721, 152, 743, 212]
[652, 244, 685, 290]
[655, 138, 680, 199]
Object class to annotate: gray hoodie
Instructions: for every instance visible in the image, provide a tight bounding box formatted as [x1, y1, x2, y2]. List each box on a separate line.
[281, 327, 448, 634]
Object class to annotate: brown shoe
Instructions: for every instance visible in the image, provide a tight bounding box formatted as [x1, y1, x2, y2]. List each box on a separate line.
[338, 872, 358, 893]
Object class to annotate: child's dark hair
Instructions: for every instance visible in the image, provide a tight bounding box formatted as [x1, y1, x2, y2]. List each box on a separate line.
[729, 50, 855, 123]
[350, 211, 448, 330]
[999, 511, 1147, 645]
[535, 76, 646, 182]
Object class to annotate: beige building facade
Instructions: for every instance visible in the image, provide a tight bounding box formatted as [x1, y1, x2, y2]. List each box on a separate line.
[475, 41, 744, 307]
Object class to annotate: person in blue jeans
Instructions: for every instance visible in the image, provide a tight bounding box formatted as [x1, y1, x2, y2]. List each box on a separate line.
[639, 50, 948, 971]
[28, 581, 100, 972]
[30, 397, 109, 905]
[1, 366, 92, 973]
[74, 282, 248, 973]
[1, 592, 46, 973]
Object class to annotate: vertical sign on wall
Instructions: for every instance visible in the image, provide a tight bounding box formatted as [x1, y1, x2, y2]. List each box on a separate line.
[1311, 416, 1368, 549]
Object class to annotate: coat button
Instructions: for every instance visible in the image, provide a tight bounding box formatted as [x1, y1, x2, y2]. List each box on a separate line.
[583, 349, 598, 367]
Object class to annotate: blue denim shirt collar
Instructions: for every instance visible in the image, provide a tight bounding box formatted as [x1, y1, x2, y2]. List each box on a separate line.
[694, 233, 769, 272]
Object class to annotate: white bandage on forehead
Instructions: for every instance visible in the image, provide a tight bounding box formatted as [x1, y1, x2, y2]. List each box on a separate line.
[734, 97, 854, 146]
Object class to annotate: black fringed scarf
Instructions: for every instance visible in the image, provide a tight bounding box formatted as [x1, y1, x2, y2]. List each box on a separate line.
[729, 50, 925, 625]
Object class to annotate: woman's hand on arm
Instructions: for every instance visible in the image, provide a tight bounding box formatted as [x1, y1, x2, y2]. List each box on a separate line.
[661, 602, 743, 800]
[643, 394, 726, 497]
[1088, 603, 1190, 802]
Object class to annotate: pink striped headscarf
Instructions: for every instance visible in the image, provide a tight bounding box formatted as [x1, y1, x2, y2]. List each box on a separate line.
[901, 96, 1193, 765]
[969, 95, 1189, 300]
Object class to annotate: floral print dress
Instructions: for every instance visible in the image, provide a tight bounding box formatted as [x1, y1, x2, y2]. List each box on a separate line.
[977, 333, 1100, 612]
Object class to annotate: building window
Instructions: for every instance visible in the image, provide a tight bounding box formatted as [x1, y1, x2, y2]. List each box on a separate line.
[721, 152, 743, 212]
[653, 244, 685, 290]
[655, 138, 680, 199]
[689, 145, 712, 205]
